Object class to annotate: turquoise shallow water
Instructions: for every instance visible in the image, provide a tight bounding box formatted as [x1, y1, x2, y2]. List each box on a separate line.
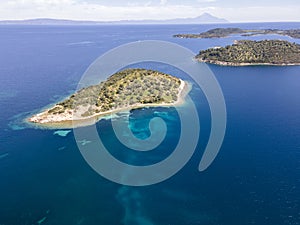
[0, 23, 300, 225]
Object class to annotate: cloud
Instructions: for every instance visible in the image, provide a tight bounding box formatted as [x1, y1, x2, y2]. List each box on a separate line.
[197, 0, 217, 2]
[213, 6, 300, 22]
[160, 0, 168, 5]
[7, 0, 75, 6]
[0, 1, 215, 21]
[0, 0, 299, 22]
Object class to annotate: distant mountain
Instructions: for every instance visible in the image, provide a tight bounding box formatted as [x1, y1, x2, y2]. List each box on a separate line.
[0, 13, 228, 25]
[162, 13, 229, 24]
[114, 13, 228, 24]
[0, 18, 100, 25]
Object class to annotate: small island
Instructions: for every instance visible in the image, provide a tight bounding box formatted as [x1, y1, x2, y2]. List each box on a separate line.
[196, 40, 300, 66]
[28, 68, 189, 128]
[174, 28, 300, 39]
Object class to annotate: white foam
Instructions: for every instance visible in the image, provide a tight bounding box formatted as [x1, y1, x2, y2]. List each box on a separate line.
[67, 41, 94, 46]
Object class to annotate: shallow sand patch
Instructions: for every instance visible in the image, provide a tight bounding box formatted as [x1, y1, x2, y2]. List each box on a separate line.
[53, 130, 72, 137]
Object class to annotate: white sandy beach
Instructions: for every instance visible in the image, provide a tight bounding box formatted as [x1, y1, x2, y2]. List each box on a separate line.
[27, 79, 191, 129]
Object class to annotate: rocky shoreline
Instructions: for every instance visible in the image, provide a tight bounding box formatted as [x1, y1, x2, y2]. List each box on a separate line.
[27, 79, 190, 129]
[196, 40, 300, 66]
[198, 59, 300, 67]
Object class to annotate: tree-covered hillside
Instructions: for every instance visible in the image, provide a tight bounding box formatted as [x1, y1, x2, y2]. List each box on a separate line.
[196, 40, 300, 65]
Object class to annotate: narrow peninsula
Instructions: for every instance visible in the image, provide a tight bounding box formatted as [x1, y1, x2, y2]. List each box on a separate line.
[196, 40, 300, 66]
[174, 28, 300, 39]
[28, 69, 189, 128]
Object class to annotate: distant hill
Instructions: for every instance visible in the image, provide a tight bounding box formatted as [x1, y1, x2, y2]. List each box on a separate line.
[174, 27, 300, 39]
[0, 13, 228, 25]
[164, 13, 228, 24]
[124, 13, 228, 24]
[0, 18, 101, 25]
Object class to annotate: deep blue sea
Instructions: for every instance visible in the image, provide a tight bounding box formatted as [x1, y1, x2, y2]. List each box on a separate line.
[0, 23, 300, 225]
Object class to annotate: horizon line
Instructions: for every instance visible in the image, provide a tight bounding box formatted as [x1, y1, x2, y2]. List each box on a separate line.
[1, 18, 300, 24]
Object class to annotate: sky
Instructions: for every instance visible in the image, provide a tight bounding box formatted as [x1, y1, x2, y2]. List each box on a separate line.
[0, 0, 299, 22]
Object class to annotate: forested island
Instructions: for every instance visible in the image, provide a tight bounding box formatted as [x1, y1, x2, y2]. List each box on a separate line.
[196, 40, 300, 66]
[174, 28, 300, 39]
[28, 69, 188, 128]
